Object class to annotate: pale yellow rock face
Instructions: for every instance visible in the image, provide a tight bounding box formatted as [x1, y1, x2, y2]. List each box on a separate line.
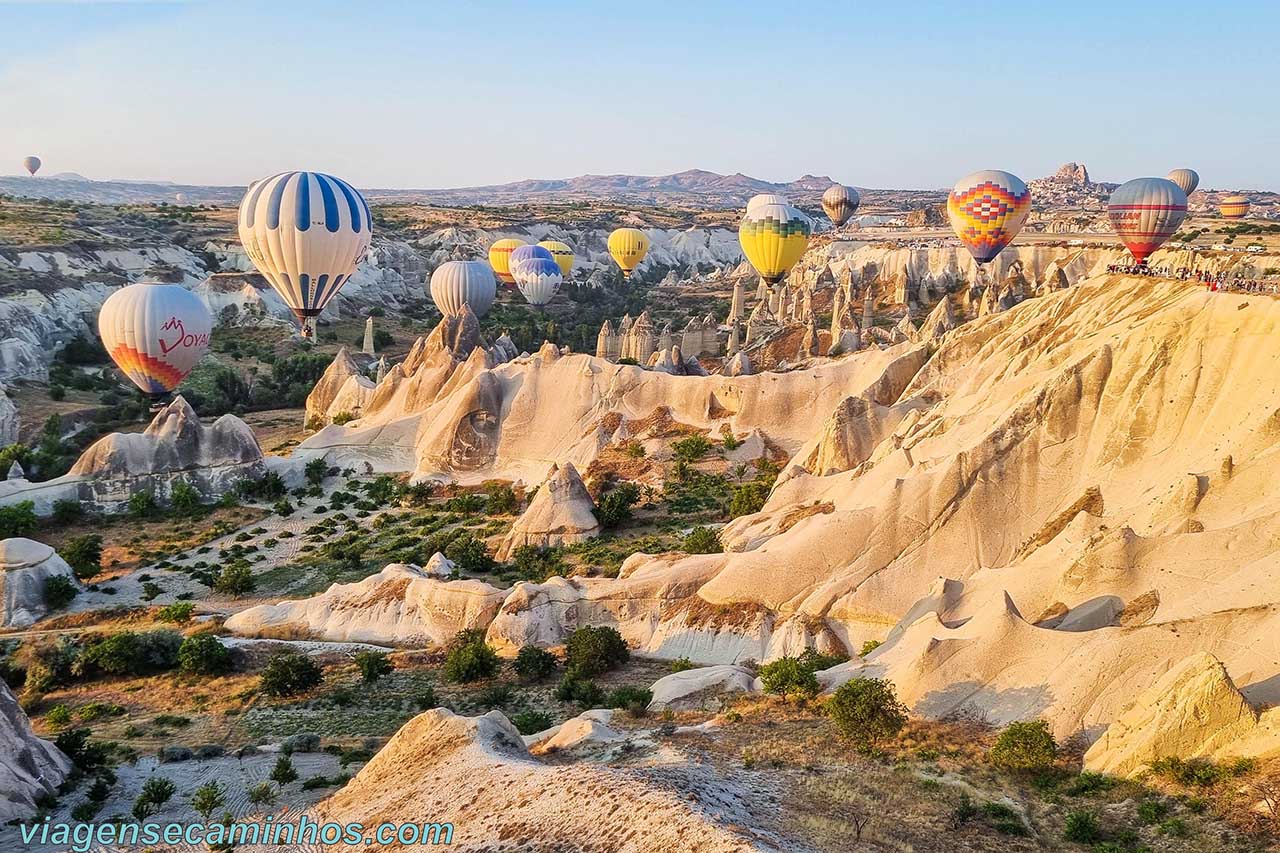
[1084, 653, 1260, 777]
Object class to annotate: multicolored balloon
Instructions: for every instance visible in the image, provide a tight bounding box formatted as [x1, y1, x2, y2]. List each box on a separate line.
[237, 171, 372, 336]
[822, 184, 860, 228]
[1166, 169, 1199, 197]
[98, 282, 212, 396]
[1107, 178, 1187, 263]
[537, 240, 575, 279]
[429, 260, 496, 318]
[1219, 194, 1250, 219]
[739, 203, 812, 284]
[947, 170, 1032, 264]
[512, 257, 563, 307]
[746, 193, 788, 215]
[22, 156, 40, 177]
[608, 228, 650, 278]
[488, 238, 526, 286]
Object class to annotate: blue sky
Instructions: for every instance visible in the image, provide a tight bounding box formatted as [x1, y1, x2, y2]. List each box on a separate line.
[1, 0, 1277, 190]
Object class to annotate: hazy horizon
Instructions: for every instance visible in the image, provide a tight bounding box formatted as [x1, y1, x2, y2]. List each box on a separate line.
[3, 0, 1278, 192]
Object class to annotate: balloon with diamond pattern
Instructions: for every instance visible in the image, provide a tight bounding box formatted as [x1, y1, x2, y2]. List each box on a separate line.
[947, 170, 1032, 264]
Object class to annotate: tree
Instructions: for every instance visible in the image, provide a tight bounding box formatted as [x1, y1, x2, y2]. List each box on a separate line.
[169, 480, 202, 515]
[484, 482, 518, 515]
[564, 626, 629, 676]
[681, 526, 722, 554]
[270, 754, 298, 785]
[260, 652, 323, 697]
[443, 532, 494, 573]
[594, 482, 640, 529]
[191, 781, 225, 821]
[512, 646, 558, 682]
[758, 657, 820, 701]
[178, 632, 232, 676]
[510, 545, 567, 582]
[213, 563, 255, 596]
[52, 499, 83, 524]
[139, 776, 176, 806]
[671, 434, 712, 462]
[443, 629, 500, 683]
[354, 650, 393, 683]
[729, 482, 770, 518]
[826, 678, 909, 752]
[43, 575, 78, 610]
[0, 500, 38, 538]
[127, 491, 157, 520]
[61, 534, 103, 580]
[304, 457, 328, 486]
[989, 720, 1058, 771]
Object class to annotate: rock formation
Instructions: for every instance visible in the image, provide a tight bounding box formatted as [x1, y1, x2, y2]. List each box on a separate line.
[723, 351, 753, 377]
[362, 316, 375, 355]
[0, 680, 71, 821]
[496, 463, 599, 560]
[648, 665, 756, 712]
[305, 347, 368, 427]
[0, 538, 81, 628]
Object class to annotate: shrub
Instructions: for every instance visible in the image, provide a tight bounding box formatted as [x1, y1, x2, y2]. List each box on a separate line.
[512, 646, 558, 682]
[555, 672, 604, 709]
[213, 562, 255, 596]
[178, 632, 232, 676]
[1062, 771, 1114, 797]
[191, 781, 225, 820]
[169, 480, 203, 514]
[758, 657, 820, 700]
[61, 535, 103, 580]
[46, 704, 72, 728]
[1061, 810, 1101, 844]
[141, 581, 163, 601]
[826, 678, 908, 751]
[54, 728, 109, 770]
[52, 499, 84, 524]
[270, 754, 298, 785]
[236, 471, 287, 501]
[564, 626, 629, 676]
[859, 639, 882, 657]
[331, 411, 356, 426]
[594, 482, 640, 529]
[44, 575, 78, 610]
[484, 482, 518, 515]
[354, 650, 393, 683]
[272, 498, 295, 517]
[989, 720, 1058, 771]
[510, 545, 568, 582]
[510, 710, 554, 735]
[127, 491, 157, 519]
[797, 648, 847, 672]
[260, 652, 323, 697]
[442, 629, 500, 683]
[671, 434, 712, 462]
[443, 532, 495, 573]
[70, 800, 99, 821]
[301, 775, 334, 791]
[476, 684, 513, 708]
[247, 781, 276, 805]
[139, 776, 176, 806]
[681, 526, 722, 554]
[607, 686, 652, 716]
[304, 457, 328, 486]
[1136, 799, 1170, 825]
[414, 687, 438, 710]
[0, 500, 37, 537]
[78, 630, 181, 677]
[669, 657, 696, 673]
[156, 602, 195, 623]
[729, 482, 769, 518]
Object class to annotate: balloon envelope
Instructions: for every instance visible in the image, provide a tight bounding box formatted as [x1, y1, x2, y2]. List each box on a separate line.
[237, 171, 372, 326]
[1166, 169, 1199, 197]
[1219, 194, 1250, 219]
[22, 156, 40, 176]
[513, 257, 563, 307]
[947, 170, 1032, 264]
[1107, 178, 1187, 262]
[608, 228, 650, 278]
[822, 185, 860, 227]
[746, 193, 788, 215]
[739, 203, 812, 284]
[537, 240, 575, 279]
[488, 238, 526, 285]
[508, 244, 554, 271]
[99, 282, 211, 395]
[429, 260, 496, 318]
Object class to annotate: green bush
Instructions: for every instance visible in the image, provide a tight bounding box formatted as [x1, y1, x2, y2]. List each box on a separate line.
[78, 630, 181, 677]
[510, 710, 554, 735]
[169, 480, 203, 514]
[671, 434, 712, 462]
[304, 458, 328, 486]
[442, 629, 500, 683]
[564, 626, 629, 676]
[178, 632, 232, 676]
[681, 526, 722, 554]
[859, 639, 882, 657]
[758, 657, 820, 700]
[127, 491, 157, 519]
[213, 563, 255, 596]
[190, 781, 225, 820]
[270, 754, 298, 785]
[61, 535, 103, 580]
[44, 575, 78, 610]
[1136, 798, 1170, 825]
[45, 704, 72, 728]
[484, 482, 518, 515]
[443, 532, 495, 574]
[331, 411, 355, 426]
[728, 482, 769, 518]
[669, 657, 696, 673]
[555, 672, 604, 709]
[247, 781, 276, 805]
[156, 602, 195, 623]
[52, 499, 84, 524]
[607, 686, 652, 716]
[139, 776, 176, 806]
[512, 646, 558, 682]
[354, 650, 393, 683]
[510, 545, 568, 582]
[594, 482, 640, 529]
[0, 500, 38, 538]
[989, 720, 1058, 771]
[1061, 810, 1101, 844]
[260, 652, 323, 697]
[826, 678, 908, 751]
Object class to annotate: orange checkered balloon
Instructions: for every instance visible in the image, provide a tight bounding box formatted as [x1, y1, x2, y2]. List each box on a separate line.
[947, 170, 1032, 264]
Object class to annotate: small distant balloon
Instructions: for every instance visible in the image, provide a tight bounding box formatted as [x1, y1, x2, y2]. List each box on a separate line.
[1107, 178, 1187, 263]
[488, 238, 526, 286]
[739, 203, 812, 284]
[746, 193, 788, 215]
[22, 156, 41, 176]
[947, 170, 1032, 264]
[429, 260, 496, 318]
[537, 240, 575, 279]
[607, 228, 650, 279]
[174, 192, 188, 203]
[1166, 169, 1199, 197]
[98, 282, 212, 396]
[1219, 194, 1250, 219]
[512, 257, 563, 307]
[822, 184, 860, 228]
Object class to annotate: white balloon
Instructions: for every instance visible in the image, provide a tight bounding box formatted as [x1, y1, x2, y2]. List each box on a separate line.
[512, 257, 562, 307]
[98, 282, 212, 395]
[429, 260, 496, 317]
[746, 193, 788, 215]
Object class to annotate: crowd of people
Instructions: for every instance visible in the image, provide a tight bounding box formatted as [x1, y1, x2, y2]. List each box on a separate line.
[1105, 263, 1280, 294]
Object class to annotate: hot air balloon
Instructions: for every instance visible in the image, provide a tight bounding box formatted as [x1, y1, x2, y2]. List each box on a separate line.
[513, 257, 563, 307]
[488, 238, 526, 286]
[1219, 194, 1250, 219]
[22, 156, 40, 177]
[739, 203, 812, 284]
[537, 240, 575, 279]
[1166, 169, 1199, 197]
[174, 192, 188, 204]
[608, 228, 650, 278]
[237, 171, 372, 338]
[1107, 178, 1187, 264]
[947, 170, 1032, 264]
[429, 260, 496, 318]
[822, 185, 860, 228]
[98, 282, 212, 399]
[746, 193, 788, 215]
[508, 244, 554, 272]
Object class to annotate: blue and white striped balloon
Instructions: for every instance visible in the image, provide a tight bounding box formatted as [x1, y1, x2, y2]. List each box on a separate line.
[507, 244, 554, 271]
[512, 257, 563, 307]
[237, 171, 373, 333]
